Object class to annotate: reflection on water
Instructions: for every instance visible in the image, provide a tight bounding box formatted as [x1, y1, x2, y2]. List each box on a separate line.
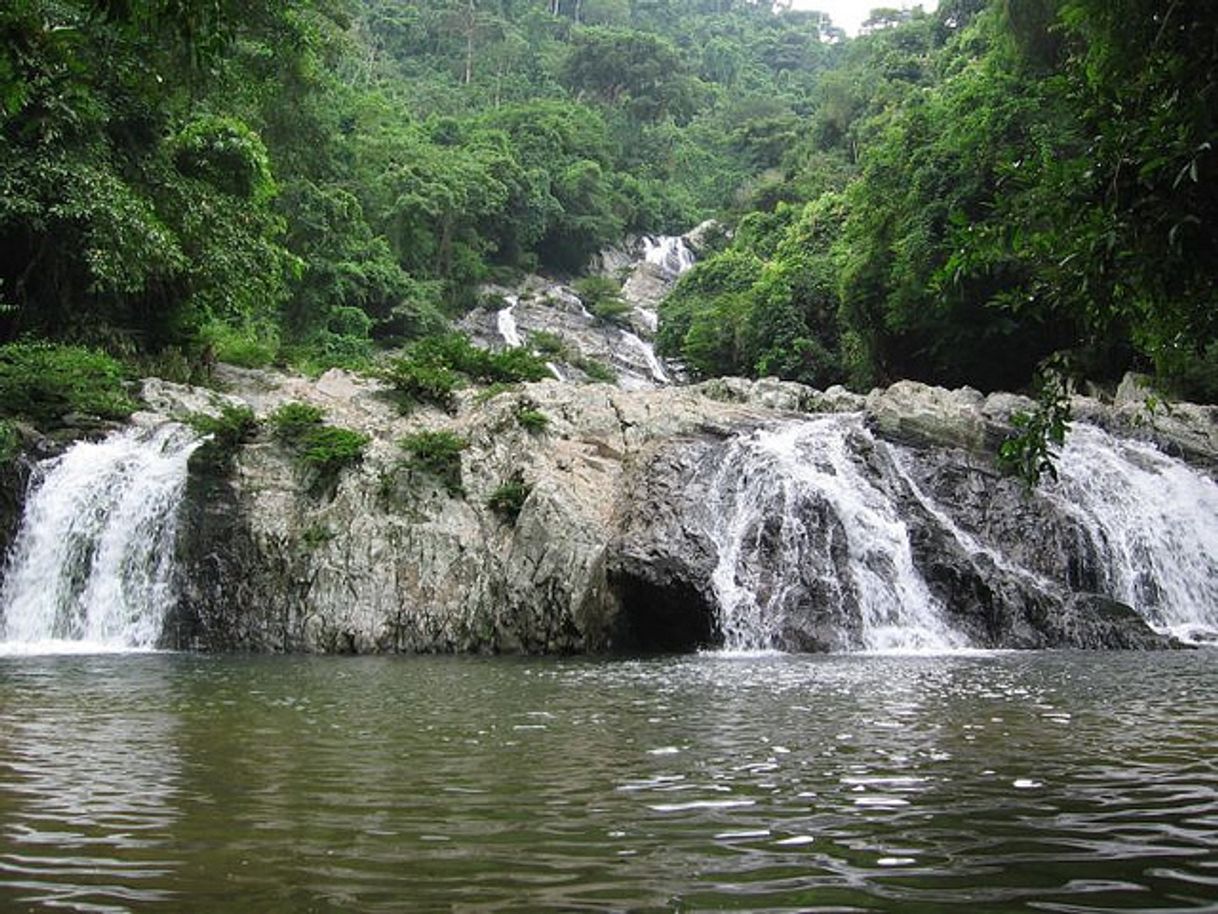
[0, 658, 181, 912]
[1, 652, 1216, 912]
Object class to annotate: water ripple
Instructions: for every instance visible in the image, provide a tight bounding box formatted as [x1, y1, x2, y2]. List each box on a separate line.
[0, 652, 1216, 911]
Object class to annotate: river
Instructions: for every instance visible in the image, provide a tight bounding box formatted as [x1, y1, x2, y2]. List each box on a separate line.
[1, 650, 1215, 912]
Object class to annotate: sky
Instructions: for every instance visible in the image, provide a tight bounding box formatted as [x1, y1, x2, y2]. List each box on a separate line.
[796, 1, 940, 36]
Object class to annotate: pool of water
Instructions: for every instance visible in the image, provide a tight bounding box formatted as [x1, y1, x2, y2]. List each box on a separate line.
[1, 651, 1215, 912]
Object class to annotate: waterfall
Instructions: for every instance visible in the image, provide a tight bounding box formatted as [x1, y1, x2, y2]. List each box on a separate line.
[619, 329, 670, 384]
[496, 295, 522, 348]
[0, 423, 201, 653]
[1050, 424, 1218, 642]
[703, 415, 967, 653]
[635, 308, 659, 334]
[700, 414, 1218, 652]
[642, 236, 696, 278]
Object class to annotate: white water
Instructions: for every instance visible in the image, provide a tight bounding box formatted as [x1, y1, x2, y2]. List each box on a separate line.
[620, 329, 670, 384]
[702, 415, 1218, 651]
[705, 416, 967, 652]
[888, 449, 1058, 594]
[496, 295, 522, 348]
[1051, 424, 1218, 642]
[642, 236, 696, 278]
[0, 424, 201, 654]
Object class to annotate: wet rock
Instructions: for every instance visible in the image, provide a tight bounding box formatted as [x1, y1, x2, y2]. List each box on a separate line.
[170, 374, 774, 654]
[866, 381, 992, 453]
[1073, 391, 1218, 470]
[1043, 595, 1180, 650]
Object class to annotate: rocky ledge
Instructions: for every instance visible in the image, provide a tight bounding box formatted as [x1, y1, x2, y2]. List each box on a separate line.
[141, 368, 1213, 654]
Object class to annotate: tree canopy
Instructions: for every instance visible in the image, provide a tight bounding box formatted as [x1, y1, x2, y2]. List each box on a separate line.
[1, 0, 1215, 404]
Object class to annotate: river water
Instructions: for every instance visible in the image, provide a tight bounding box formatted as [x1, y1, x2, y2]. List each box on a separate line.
[1, 652, 1215, 912]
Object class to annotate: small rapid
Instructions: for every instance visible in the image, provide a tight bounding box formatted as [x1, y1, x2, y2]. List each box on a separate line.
[620, 329, 670, 384]
[0, 423, 201, 653]
[496, 294, 523, 347]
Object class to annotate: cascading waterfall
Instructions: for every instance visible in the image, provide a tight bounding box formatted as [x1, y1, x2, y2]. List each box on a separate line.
[1051, 424, 1218, 642]
[700, 414, 1218, 652]
[619, 329, 670, 384]
[496, 295, 523, 348]
[642, 235, 696, 278]
[0, 423, 201, 653]
[612, 235, 692, 386]
[704, 415, 967, 653]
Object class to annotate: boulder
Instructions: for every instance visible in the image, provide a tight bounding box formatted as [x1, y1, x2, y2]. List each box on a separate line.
[865, 381, 994, 453]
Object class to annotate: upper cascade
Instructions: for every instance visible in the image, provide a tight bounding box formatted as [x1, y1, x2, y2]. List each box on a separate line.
[641, 234, 697, 279]
[0, 423, 201, 654]
[495, 294, 523, 348]
[461, 231, 701, 389]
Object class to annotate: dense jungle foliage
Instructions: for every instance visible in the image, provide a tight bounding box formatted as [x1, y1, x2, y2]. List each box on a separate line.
[1, 0, 1215, 406]
[657, 0, 1218, 400]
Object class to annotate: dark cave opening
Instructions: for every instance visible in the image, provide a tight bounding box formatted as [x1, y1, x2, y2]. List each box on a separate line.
[607, 569, 721, 653]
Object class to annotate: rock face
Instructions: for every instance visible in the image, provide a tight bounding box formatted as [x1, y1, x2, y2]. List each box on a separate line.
[459, 231, 701, 389]
[167, 370, 781, 653]
[147, 370, 1209, 654]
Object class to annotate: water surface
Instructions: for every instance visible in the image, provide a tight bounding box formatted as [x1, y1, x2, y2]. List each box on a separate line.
[1, 651, 1216, 912]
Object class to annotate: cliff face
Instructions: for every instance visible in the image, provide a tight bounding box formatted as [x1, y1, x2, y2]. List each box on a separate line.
[166, 370, 788, 653]
[150, 368, 1217, 654]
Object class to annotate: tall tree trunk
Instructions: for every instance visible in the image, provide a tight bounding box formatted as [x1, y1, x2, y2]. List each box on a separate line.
[464, 0, 475, 85]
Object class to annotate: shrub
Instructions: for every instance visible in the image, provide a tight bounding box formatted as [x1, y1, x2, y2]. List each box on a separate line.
[0, 342, 135, 423]
[400, 430, 468, 496]
[998, 360, 1072, 488]
[528, 331, 568, 359]
[487, 479, 532, 523]
[0, 420, 20, 463]
[488, 346, 551, 383]
[298, 426, 370, 478]
[382, 359, 461, 411]
[516, 407, 549, 432]
[267, 402, 367, 493]
[187, 403, 258, 462]
[573, 276, 631, 324]
[200, 319, 279, 369]
[270, 401, 326, 443]
[383, 332, 550, 411]
[573, 356, 617, 383]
